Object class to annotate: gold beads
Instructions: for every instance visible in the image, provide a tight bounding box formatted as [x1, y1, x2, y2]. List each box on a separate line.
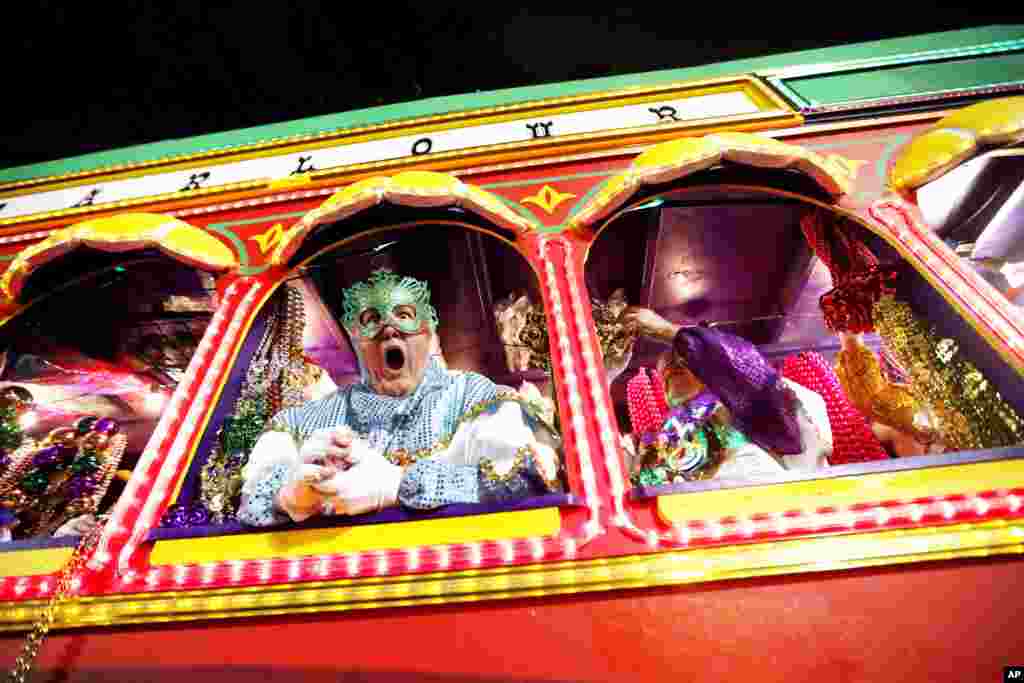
[872, 296, 1024, 450]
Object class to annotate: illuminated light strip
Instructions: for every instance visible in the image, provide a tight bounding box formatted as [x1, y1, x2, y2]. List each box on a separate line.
[0, 230, 51, 245]
[89, 282, 244, 571]
[909, 217, 1024, 335]
[537, 236, 601, 542]
[662, 492, 1024, 546]
[498, 540, 515, 564]
[114, 280, 261, 570]
[871, 199, 1024, 351]
[434, 545, 451, 570]
[98, 284, 240, 565]
[561, 239, 657, 544]
[873, 201, 1024, 360]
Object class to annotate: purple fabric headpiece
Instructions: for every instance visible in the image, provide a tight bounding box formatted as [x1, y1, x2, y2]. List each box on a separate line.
[673, 327, 803, 455]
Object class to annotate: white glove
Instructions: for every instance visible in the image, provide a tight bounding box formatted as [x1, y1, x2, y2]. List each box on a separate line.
[241, 430, 301, 497]
[299, 425, 357, 468]
[312, 443, 403, 516]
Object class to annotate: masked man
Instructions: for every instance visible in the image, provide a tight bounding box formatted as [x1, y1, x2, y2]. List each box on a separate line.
[237, 270, 562, 526]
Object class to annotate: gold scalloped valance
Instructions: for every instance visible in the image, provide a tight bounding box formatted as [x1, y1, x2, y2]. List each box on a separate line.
[272, 171, 535, 265]
[566, 132, 857, 232]
[889, 97, 1024, 194]
[0, 212, 237, 301]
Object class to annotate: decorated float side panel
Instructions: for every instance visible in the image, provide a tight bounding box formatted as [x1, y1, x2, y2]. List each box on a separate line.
[0, 109, 1022, 635]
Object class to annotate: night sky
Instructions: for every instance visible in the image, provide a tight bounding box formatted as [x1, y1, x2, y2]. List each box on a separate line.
[3, 4, 1020, 169]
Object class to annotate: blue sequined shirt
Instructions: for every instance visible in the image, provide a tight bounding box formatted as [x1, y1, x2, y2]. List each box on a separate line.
[237, 359, 555, 526]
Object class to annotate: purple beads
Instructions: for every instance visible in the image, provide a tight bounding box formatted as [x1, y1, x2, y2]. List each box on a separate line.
[160, 503, 212, 528]
[92, 418, 120, 435]
[66, 475, 98, 498]
[31, 445, 62, 469]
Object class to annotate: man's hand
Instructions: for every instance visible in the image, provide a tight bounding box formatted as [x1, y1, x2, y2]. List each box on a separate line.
[312, 444, 403, 516]
[619, 306, 680, 343]
[300, 426, 358, 469]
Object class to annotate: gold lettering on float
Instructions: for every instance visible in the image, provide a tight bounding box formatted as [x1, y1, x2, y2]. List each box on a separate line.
[521, 185, 577, 215]
[250, 222, 286, 254]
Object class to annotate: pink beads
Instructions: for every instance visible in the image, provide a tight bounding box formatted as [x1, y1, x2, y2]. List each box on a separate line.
[627, 368, 668, 434]
[782, 352, 888, 465]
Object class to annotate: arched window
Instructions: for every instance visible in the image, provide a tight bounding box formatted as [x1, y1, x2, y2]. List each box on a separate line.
[0, 214, 233, 553]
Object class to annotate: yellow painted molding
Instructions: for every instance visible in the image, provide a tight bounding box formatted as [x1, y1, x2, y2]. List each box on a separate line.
[1, 517, 1021, 631]
[0, 547, 74, 578]
[149, 508, 561, 566]
[657, 458, 1024, 526]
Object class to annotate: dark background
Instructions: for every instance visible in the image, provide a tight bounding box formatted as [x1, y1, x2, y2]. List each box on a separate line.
[2, 3, 1021, 169]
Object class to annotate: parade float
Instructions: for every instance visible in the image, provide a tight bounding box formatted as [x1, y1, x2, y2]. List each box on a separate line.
[1, 26, 1023, 681]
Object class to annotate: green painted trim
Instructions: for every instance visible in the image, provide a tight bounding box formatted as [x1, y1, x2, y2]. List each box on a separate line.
[566, 178, 613, 219]
[493, 195, 545, 224]
[209, 211, 307, 228]
[2, 26, 1021, 185]
[771, 37, 1024, 79]
[765, 77, 811, 110]
[203, 224, 252, 268]
[237, 265, 271, 276]
[786, 52, 1024, 107]
[207, 210, 309, 268]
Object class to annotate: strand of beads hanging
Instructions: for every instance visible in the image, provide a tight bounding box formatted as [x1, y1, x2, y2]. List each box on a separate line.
[195, 285, 309, 525]
[782, 352, 888, 464]
[872, 295, 1024, 450]
[194, 394, 270, 524]
[7, 515, 107, 683]
[626, 369, 665, 435]
[0, 417, 123, 539]
[799, 210, 899, 334]
[0, 387, 30, 480]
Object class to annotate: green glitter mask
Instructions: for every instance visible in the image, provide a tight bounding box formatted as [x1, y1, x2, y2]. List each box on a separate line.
[341, 270, 439, 339]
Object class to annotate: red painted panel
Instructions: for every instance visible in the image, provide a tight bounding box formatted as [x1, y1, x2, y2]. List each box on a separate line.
[1, 558, 1021, 682]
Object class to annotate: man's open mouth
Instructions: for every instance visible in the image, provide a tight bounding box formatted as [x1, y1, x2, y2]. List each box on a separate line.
[384, 347, 406, 372]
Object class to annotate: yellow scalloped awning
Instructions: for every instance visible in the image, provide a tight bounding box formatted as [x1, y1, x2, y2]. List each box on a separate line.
[272, 171, 536, 264]
[0, 212, 237, 301]
[889, 96, 1024, 194]
[566, 131, 857, 232]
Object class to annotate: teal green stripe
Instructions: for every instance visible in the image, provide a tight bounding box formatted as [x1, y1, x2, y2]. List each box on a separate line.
[567, 179, 612, 219]
[787, 52, 1024, 106]
[2, 27, 1020, 185]
[204, 223, 251, 268]
[208, 211, 307, 229]
[206, 210, 309, 268]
